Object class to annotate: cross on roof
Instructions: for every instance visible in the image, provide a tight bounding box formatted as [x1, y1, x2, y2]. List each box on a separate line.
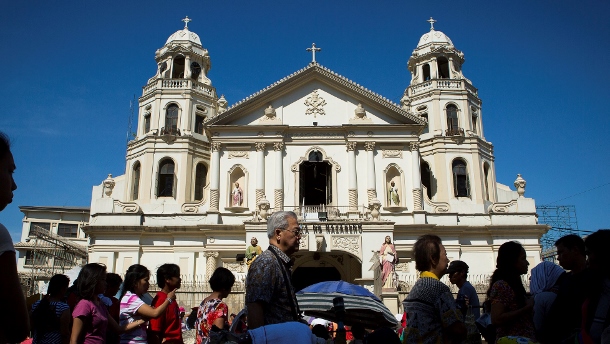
[182, 16, 192, 29]
[427, 17, 437, 31]
[306, 43, 321, 63]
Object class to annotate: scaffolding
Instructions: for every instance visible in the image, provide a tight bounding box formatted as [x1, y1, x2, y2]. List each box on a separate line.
[536, 205, 579, 262]
[19, 225, 88, 296]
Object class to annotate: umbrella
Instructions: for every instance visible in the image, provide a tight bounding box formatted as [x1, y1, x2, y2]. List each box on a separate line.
[296, 280, 398, 329]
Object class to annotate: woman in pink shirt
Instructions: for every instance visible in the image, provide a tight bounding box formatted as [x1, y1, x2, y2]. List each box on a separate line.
[70, 264, 145, 344]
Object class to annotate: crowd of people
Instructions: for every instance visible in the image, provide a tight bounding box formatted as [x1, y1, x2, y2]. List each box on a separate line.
[1, 130, 610, 344]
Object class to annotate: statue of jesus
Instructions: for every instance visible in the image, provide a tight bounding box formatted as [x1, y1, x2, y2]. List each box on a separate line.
[232, 182, 243, 206]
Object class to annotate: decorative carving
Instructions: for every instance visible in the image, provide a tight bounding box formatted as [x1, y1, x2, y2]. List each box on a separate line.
[488, 200, 518, 213]
[368, 199, 381, 220]
[330, 255, 344, 265]
[354, 103, 366, 118]
[255, 189, 264, 206]
[228, 151, 249, 159]
[274, 189, 284, 211]
[364, 141, 375, 151]
[315, 234, 324, 251]
[304, 90, 327, 118]
[255, 142, 266, 152]
[345, 142, 357, 151]
[223, 261, 246, 273]
[103, 174, 115, 197]
[330, 235, 361, 258]
[113, 200, 141, 214]
[211, 142, 221, 151]
[382, 149, 402, 158]
[367, 131, 374, 137]
[257, 196, 270, 220]
[299, 233, 308, 250]
[205, 251, 219, 278]
[257, 132, 265, 137]
[410, 142, 420, 151]
[422, 185, 450, 213]
[514, 174, 526, 197]
[273, 142, 284, 151]
[367, 189, 377, 203]
[264, 105, 276, 119]
[348, 189, 358, 211]
[396, 262, 410, 272]
[290, 132, 343, 138]
[348, 131, 355, 137]
[209, 189, 220, 211]
[412, 188, 423, 211]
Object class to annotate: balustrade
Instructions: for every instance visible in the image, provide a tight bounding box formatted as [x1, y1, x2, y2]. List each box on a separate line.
[141, 79, 216, 98]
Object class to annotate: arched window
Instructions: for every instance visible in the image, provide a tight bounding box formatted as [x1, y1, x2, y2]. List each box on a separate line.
[132, 162, 141, 200]
[172, 55, 185, 78]
[446, 104, 459, 135]
[472, 112, 478, 134]
[452, 159, 470, 198]
[422, 64, 431, 81]
[421, 160, 433, 199]
[157, 159, 176, 198]
[165, 104, 179, 134]
[194, 163, 207, 201]
[483, 162, 490, 201]
[437, 57, 450, 78]
[308, 150, 323, 162]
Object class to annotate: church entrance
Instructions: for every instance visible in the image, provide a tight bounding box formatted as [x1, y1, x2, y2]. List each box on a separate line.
[292, 266, 341, 292]
[299, 151, 332, 206]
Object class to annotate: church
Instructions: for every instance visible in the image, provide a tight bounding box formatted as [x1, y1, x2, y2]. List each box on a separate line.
[85, 18, 547, 310]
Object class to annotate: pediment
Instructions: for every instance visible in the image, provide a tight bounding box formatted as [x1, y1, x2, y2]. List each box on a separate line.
[206, 63, 425, 128]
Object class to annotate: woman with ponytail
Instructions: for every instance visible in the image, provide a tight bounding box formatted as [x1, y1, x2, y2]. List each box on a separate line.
[486, 241, 537, 343]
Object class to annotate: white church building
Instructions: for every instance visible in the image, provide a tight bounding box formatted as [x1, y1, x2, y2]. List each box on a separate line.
[85, 18, 547, 309]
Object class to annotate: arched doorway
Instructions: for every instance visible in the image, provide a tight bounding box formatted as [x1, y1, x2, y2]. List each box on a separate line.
[292, 266, 341, 292]
[299, 150, 332, 206]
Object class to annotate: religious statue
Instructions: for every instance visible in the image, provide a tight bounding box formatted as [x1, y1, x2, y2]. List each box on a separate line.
[379, 236, 397, 289]
[245, 237, 262, 268]
[388, 181, 400, 206]
[232, 182, 243, 206]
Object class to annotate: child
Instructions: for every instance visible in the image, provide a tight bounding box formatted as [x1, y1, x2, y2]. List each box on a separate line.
[148, 264, 183, 344]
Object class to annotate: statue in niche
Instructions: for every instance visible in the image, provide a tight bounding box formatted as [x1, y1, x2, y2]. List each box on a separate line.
[232, 182, 243, 206]
[246, 237, 263, 268]
[388, 181, 400, 206]
[379, 236, 397, 289]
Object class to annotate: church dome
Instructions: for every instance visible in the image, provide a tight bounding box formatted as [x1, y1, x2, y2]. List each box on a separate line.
[417, 29, 453, 47]
[165, 28, 202, 46]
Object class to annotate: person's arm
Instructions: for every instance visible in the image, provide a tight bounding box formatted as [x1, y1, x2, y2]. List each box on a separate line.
[60, 309, 71, 344]
[0, 251, 30, 343]
[70, 317, 85, 344]
[491, 297, 534, 326]
[246, 302, 265, 329]
[136, 289, 177, 319]
[108, 316, 146, 334]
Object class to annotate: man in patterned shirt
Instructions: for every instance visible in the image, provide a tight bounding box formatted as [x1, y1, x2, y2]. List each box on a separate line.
[246, 211, 302, 329]
[403, 234, 466, 344]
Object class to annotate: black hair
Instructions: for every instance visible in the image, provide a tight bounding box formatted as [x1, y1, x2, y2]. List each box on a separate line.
[106, 273, 123, 289]
[585, 229, 610, 277]
[209, 267, 235, 292]
[121, 264, 150, 299]
[156, 263, 180, 288]
[76, 263, 107, 301]
[31, 274, 70, 338]
[0, 131, 11, 160]
[364, 327, 401, 344]
[413, 234, 442, 272]
[312, 324, 329, 339]
[555, 234, 586, 255]
[486, 241, 527, 307]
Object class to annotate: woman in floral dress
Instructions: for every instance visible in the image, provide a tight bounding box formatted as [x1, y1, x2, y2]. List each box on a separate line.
[195, 268, 235, 344]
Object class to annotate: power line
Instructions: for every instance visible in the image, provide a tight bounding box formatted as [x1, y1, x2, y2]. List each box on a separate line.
[546, 182, 610, 205]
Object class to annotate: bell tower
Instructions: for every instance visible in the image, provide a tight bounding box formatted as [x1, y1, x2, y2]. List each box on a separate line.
[402, 18, 497, 210]
[124, 17, 219, 208]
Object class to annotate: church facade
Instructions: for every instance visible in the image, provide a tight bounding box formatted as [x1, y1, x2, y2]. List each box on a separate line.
[85, 19, 547, 307]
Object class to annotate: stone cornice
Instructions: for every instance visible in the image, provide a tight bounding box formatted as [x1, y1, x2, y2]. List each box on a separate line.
[206, 63, 425, 126]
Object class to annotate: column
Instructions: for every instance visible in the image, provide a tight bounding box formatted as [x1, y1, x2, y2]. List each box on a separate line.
[255, 142, 266, 205]
[273, 142, 284, 211]
[364, 141, 376, 203]
[410, 142, 423, 210]
[209, 142, 221, 211]
[205, 251, 219, 278]
[184, 55, 191, 79]
[346, 142, 358, 211]
[448, 57, 454, 79]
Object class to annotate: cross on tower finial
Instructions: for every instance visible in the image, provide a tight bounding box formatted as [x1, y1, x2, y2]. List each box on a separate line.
[306, 43, 322, 63]
[427, 17, 437, 31]
[182, 16, 192, 29]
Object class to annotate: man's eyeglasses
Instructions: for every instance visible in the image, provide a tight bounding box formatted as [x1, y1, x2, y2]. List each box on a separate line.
[283, 227, 303, 237]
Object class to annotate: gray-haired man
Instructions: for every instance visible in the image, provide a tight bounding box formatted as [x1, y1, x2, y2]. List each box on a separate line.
[245, 211, 302, 329]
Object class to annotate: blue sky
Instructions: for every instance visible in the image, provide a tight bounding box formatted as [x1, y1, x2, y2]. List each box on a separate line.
[1, 0, 609, 242]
